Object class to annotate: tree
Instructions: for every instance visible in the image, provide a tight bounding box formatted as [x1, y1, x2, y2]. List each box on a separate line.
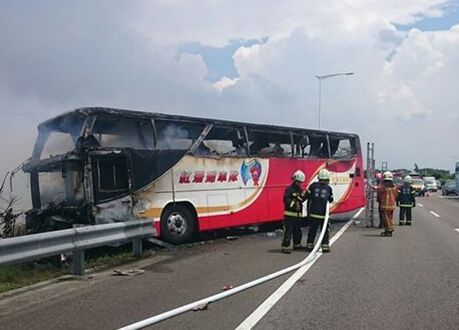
[0, 172, 23, 238]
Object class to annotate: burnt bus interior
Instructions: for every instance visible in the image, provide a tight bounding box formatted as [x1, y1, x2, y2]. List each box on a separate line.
[23, 107, 359, 233]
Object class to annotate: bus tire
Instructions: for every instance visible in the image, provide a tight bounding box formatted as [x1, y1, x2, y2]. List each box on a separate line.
[161, 205, 197, 244]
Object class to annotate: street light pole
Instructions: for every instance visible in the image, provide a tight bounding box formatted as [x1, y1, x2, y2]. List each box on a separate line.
[315, 72, 354, 130]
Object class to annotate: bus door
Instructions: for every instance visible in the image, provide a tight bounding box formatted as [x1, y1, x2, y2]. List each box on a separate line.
[89, 150, 133, 223]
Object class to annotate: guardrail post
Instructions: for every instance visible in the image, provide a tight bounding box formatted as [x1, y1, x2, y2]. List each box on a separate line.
[0, 220, 156, 275]
[73, 250, 85, 276]
[132, 238, 143, 257]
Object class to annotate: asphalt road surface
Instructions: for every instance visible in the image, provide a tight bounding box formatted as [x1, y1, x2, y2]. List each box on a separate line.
[0, 194, 458, 330]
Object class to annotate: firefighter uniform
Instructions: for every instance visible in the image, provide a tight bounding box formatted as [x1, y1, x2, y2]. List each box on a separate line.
[281, 171, 306, 253]
[397, 182, 416, 225]
[375, 177, 385, 229]
[377, 172, 398, 237]
[305, 173, 333, 252]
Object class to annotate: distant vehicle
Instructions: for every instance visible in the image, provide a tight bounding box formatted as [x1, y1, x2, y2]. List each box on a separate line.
[436, 180, 441, 189]
[411, 178, 426, 196]
[442, 180, 457, 196]
[392, 173, 403, 187]
[423, 177, 438, 192]
[409, 172, 422, 180]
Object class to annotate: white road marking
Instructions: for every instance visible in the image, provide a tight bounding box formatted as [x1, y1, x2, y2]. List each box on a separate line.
[235, 208, 365, 330]
[417, 203, 423, 207]
[430, 211, 441, 218]
[455, 229, 459, 234]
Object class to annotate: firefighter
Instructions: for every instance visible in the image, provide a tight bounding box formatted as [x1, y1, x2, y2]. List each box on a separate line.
[306, 169, 333, 253]
[375, 173, 385, 229]
[397, 175, 416, 226]
[281, 170, 307, 254]
[377, 171, 398, 237]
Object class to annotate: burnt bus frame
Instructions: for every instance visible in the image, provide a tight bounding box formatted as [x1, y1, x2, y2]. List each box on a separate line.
[25, 107, 361, 211]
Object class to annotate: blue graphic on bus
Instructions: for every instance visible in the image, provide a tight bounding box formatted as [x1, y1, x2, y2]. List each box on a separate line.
[241, 159, 262, 186]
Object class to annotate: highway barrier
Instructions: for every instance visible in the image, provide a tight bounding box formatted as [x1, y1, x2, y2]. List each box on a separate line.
[0, 220, 156, 275]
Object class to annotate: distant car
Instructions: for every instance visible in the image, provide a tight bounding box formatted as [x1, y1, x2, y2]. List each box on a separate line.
[412, 179, 426, 196]
[442, 180, 458, 196]
[393, 176, 403, 187]
[436, 180, 441, 189]
[424, 177, 438, 192]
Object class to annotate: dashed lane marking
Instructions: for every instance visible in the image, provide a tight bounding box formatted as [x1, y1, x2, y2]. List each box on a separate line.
[417, 203, 423, 207]
[235, 208, 365, 330]
[430, 211, 441, 218]
[455, 229, 459, 234]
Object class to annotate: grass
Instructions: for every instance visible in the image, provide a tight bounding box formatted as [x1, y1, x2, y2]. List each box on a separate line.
[0, 243, 151, 294]
[0, 263, 68, 293]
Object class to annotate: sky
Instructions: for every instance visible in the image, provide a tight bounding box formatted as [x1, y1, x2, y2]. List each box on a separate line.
[0, 0, 459, 203]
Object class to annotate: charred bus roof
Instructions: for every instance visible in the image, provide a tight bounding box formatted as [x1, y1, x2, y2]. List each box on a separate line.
[37, 107, 359, 139]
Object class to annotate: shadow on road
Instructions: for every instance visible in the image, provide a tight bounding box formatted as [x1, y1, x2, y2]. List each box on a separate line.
[361, 233, 383, 237]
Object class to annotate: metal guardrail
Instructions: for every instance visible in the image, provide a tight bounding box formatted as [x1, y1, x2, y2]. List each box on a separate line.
[0, 220, 156, 275]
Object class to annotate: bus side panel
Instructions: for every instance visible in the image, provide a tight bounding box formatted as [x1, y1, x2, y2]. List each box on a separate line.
[198, 157, 365, 230]
[137, 155, 365, 233]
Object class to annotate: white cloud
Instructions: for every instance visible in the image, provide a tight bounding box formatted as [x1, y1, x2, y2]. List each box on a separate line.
[211, 76, 240, 91]
[0, 0, 458, 186]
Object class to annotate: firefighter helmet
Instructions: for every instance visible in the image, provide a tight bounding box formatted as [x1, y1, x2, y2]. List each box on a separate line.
[383, 171, 393, 181]
[292, 170, 306, 182]
[318, 169, 330, 181]
[403, 175, 412, 184]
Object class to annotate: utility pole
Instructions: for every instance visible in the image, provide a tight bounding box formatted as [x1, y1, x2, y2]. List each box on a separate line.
[315, 72, 354, 130]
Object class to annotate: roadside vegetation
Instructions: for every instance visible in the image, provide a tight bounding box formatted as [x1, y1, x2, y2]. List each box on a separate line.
[0, 263, 68, 293]
[0, 244, 148, 294]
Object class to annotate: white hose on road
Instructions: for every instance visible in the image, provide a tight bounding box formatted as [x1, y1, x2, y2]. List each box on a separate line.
[118, 204, 331, 330]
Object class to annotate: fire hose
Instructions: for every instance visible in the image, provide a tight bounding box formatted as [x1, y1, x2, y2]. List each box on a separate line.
[118, 203, 331, 330]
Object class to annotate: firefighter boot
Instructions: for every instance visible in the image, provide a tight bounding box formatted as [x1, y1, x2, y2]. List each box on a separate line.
[399, 221, 405, 226]
[281, 247, 291, 254]
[293, 244, 306, 250]
[380, 230, 393, 237]
[321, 244, 331, 253]
[406, 221, 412, 226]
[306, 243, 314, 252]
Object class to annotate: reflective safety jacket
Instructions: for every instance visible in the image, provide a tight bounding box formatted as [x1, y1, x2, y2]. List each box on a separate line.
[397, 184, 416, 207]
[305, 182, 333, 220]
[283, 183, 306, 218]
[377, 181, 398, 210]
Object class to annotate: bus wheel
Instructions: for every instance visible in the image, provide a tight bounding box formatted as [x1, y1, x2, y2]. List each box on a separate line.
[161, 205, 196, 244]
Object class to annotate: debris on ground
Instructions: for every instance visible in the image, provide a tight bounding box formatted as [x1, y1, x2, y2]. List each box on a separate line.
[221, 284, 234, 291]
[192, 303, 209, 311]
[112, 269, 145, 276]
[146, 237, 175, 249]
[226, 236, 239, 241]
[266, 229, 283, 238]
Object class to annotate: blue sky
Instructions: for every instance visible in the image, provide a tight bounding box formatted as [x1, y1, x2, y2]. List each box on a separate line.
[180, 38, 268, 82]
[396, 2, 459, 31]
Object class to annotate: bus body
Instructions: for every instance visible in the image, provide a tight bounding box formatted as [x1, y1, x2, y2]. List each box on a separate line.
[23, 107, 366, 243]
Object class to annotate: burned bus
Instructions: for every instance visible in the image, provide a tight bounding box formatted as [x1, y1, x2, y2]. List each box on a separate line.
[23, 107, 366, 243]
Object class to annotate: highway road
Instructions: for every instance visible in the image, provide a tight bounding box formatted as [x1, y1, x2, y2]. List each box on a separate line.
[0, 193, 458, 330]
